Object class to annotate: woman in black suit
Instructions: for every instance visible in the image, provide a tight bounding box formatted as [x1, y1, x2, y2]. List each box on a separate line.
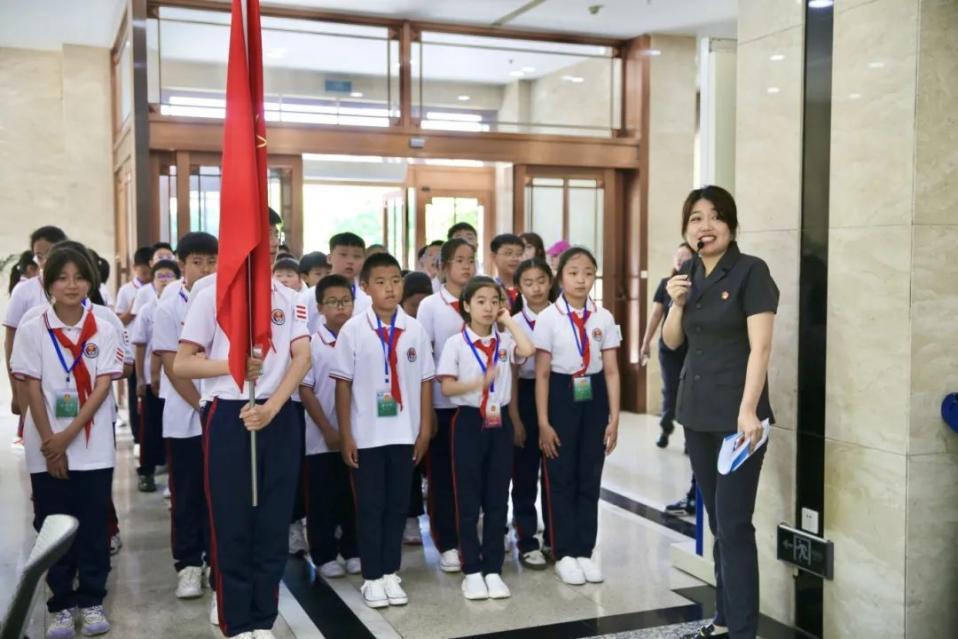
[663, 185, 778, 639]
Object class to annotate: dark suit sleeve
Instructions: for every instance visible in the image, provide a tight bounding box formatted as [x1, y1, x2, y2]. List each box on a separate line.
[742, 259, 779, 316]
[653, 278, 668, 305]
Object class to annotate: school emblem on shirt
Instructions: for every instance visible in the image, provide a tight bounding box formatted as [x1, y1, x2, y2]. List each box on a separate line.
[83, 342, 99, 359]
[406, 347, 417, 363]
[721, 291, 730, 300]
[592, 328, 603, 341]
[271, 308, 286, 325]
[498, 348, 507, 362]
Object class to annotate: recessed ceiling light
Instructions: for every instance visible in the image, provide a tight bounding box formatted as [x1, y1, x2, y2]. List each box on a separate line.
[766, 86, 781, 94]
[769, 53, 785, 61]
[561, 75, 585, 83]
[509, 70, 525, 77]
[848, 92, 861, 100]
[808, 0, 833, 8]
[522, 66, 536, 73]
[457, 95, 471, 101]
[867, 61, 885, 69]
[350, 92, 363, 98]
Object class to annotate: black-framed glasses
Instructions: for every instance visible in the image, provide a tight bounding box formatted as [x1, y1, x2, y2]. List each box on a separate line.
[321, 297, 354, 309]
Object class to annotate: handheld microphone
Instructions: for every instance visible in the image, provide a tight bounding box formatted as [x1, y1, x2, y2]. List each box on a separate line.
[686, 240, 704, 279]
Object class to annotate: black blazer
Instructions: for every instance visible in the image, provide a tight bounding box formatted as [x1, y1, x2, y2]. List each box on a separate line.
[675, 242, 779, 433]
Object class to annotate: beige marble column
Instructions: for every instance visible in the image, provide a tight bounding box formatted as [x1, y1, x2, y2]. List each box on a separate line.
[824, 0, 958, 636]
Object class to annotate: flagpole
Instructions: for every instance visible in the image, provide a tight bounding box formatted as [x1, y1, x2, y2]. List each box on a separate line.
[248, 258, 258, 508]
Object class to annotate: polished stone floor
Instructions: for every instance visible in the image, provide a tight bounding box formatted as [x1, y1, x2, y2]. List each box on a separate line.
[0, 408, 718, 639]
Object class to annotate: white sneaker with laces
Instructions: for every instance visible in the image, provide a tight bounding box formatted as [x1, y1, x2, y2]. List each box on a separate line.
[45, 608, 76, 639]
[402, 517, 423, 544]
[79, 605, 110, 636]
[361, 579, 389, 608]
[176, 566, 204, 599]
[382, 573, 408, 605]
[439, 549, 461, 573]
[288, 522, 308, 555]
[555, 556, 586, 585]
[319, 560, 345, 578]
[484, 573, 511, 599]
[576, 556, 604, 583]
[461, 572, 489, 600]
[210, 597, 219, 626]
[344, 557, 362, 575]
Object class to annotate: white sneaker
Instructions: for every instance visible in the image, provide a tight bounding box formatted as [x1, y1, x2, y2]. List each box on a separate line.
[484, 573, 511, 599]
[576, 556, 604, 583]
[210, 597, 219, 626]
[45, 608, 76, 639]
[361, 579, 389, 608]
[520, 549, 548, 569]
[133, 443, 140, 458]
[461, 572, 489, 600]
[382, 573, 408, 606]
[288, 522, 308, 556]
[555, 556, 586, 585]
[176, 565, 204, 599]
[109, 534, 122, 556]
[439, 549, 461, 573]
[344, 557, 362, 575]
[403, 517, 423, 544]
[319, 560, 345, 578]
[252, 631, 276, 639]
[79, 605, 110, 636]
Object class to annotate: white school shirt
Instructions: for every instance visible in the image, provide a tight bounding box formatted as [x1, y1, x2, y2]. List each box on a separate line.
[532, 298, 621, 376]
[416, 286, 465, 410]
[11, 305, 124, 473]
[130, 298, 157, 385]
[298, 280, 372, 335]
[180, 282, 309, 402]
[430, 276, 441, 293]
[153, 286, 201, 438]
[98, 283, 114, 310]
[300, 323, 339, 455]
[329, 307, 435, 450]
[3, 276, 46, 329]
[436, 327, 522, 409]
[114, 278, 145, 315]
[130, 282, 159, 316]
[21, 301, 133, 368]
[512, 307, 540, 380]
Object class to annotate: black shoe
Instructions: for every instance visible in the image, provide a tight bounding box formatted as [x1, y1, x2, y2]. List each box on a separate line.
[138, 474, 156, 493]
[681, 623, 729, 638]
[665, 498, 695, 516]
[656, 431, 670, 448]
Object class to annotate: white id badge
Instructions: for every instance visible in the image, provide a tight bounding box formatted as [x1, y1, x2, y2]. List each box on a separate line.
[484, 401, 503, 429]
[54, 389, 80, 418]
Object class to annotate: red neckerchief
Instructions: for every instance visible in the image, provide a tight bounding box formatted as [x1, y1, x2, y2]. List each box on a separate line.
[441, 287, 461, 314]
[469, 333, 499, 418]
[47, 310, 99, 443]
[374, 320, 404, 411]
[565, 300, 591, 377]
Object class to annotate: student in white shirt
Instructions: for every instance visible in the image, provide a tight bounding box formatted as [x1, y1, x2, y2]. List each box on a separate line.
[174, 278, 310, 637]
[447, 221, 483, 274]
[11, 245, 124, 638]
[330, 253, 433, 610]
[4, 225, 67, 419]
[437, 276, 534, 600]
[490, 233, 523, 308]
[131, 260, 180, 494]
[128, 242, 176, 321]
[414, 238, 476, 571]
[152, 232, 218, 601]
[299, 275, 360, 579]
[298, 233, 371, 335]
[115, 246, 154, 325]
[298, 251, 330, 289]
[507, 258, 557, 570]
[415, 241, 443, 292]
[272, 257, 302, 293]
[533, 247, 621, 586]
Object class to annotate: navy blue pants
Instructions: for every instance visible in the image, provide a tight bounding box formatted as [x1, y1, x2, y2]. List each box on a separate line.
[138, 386, 166, 476]
[426, 408, 458, 553]
[658, 342, 686, 432]
[452, 407, 514, 575]
[167, 435, 209, 572]
[542, 372, 609, 560]
[351, 444, 413, 580]
[127, 373, 140, 444]
[305, 452, 358, 565]
[686, 429, 766, 639]
[290, 401, 306, 523]
[408, 461, 425, 517]
[31, 468, 113, 612]
[203, 399, 300, 637]
[511, 378, 551, 554]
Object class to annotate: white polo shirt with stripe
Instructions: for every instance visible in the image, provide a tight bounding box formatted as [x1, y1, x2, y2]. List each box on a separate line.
[300, 323, 339, 455]
[416, 286, 465, 410]
[532, 298, 621, 376]
[436, 327, 522, 409]
[512, 307, 539, 380]
[153, 286, 201, 438]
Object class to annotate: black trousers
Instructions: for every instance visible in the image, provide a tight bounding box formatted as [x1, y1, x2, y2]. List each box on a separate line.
[351, 444, 413, 580]
[408, 461, 425, 517]
[137, 386, 166, 476]
[426, 408, 458, 553]
[658, 343, 686, 432]
[127, 373, 140, 444]
[305, 452, 358, 565]
[203, 400, 300, 636]
[290, 402, 307, 523]
[542, 372, 609, 560]
[167, 436, 209, 572]
[31, 468, 113, 612]
[451, 407, 514, 575]
[511, 378, 550, 554]
[685, 429, 766, 639]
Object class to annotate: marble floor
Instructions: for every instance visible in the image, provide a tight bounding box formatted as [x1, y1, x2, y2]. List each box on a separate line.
[0, 410, 722, 639]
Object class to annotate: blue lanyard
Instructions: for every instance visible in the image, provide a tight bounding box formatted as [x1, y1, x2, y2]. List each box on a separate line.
[563, 296, 590, 357]
[521, 309, 535, 330]
[463, 328, 499, 393]
[178, 289, 188, 304]
[375, 312, 398, 381]
[45, 314, 85, 383]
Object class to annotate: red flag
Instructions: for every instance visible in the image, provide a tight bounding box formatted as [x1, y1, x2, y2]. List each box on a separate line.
[217, 0, 272, 390]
